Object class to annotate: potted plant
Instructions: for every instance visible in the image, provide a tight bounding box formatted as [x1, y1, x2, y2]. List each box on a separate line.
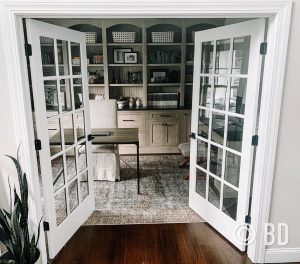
[0, 150, 41, 264]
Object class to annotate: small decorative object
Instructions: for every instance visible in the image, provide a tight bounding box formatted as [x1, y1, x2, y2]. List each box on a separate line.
[127, 71, 142, 84]
[113, 48, 132, 64]
[112, 32, 136, 43]
[129, 97, 134, 108]
[117, 96, 128, 109]
[150, 69, 169, 83]
[92, 54, 103, 64]
[72, 56, 80, 65]
[0, 149, 42, 263]
[151, 31, 174, 43]
[124, 52, 138, 64]
[169, 70, 180, 83]
[136, 97, 141, 108]
[85, 32, 97, 44]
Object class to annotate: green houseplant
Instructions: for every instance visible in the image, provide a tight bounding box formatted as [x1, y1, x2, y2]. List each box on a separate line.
[0, 151, 41, 264]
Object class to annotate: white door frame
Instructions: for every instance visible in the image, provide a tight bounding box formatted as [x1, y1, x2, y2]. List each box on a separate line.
[0, 1, 292, 263]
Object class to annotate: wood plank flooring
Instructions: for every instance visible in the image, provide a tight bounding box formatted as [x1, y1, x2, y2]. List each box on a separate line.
[53, 223, 253, 264]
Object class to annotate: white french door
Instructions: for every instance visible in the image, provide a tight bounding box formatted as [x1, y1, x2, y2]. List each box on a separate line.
[189, 19, 265, 250]
[26, 19, 94, 259]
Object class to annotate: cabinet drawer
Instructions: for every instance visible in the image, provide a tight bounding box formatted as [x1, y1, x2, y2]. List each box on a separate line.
[118, 112, 145, 129]
[147, 111, 180, 120]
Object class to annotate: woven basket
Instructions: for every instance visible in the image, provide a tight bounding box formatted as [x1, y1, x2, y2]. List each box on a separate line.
[85, 32, 97, 44]
[40, 37, 53, 44]
[112, 32, 136, 43]
[151, 32, 174, 43]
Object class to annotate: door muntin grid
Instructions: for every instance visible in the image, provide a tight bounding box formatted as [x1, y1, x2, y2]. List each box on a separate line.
[195, 36, 251, 221]
[41, 37, 89, 226]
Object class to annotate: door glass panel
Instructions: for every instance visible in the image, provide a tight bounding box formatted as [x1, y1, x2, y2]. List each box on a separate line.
[195, 169, 207, 198]
[44, 80, 59, 116]
[197, 140, 208, 169]
[51, 155, 65, 192]
[66, 148, 76, 182]
[80, 171, 89, 202]
[232, 36, 251, 75]
[40, 37, 56, 77]
[55, 188, 67, 226]
[73, 78, 83, 109]
[209, 145, 223, 177]
[211, 112, 225, 145]
[71, 42, 82, 75]
[208, 176, 221, 208]
[57, 40, 69, 76]
[61, 115, 74, 146]
[68, 179, 79, 213]
[48, 118, 62, 156]
[60, 79, 73, 112]
[229, 78, 247, 115]
[222, 184, 238, 220]
[76, 111, 86, 141]
[198, 109, 210, 139]
[77, 143, 87, 173]
[215, 39, 230, 74]
[227, 116, 244, 152]
[199, 77, 212, 107]
[201, 41, 214, 74]
[213, 77, 228, 110]
[225, 151, 241, 188]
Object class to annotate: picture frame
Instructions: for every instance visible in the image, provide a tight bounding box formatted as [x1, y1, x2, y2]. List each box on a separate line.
[124, 52, 138, 64]
[113, 48, 132, 64]
[150, 69, 169, 83]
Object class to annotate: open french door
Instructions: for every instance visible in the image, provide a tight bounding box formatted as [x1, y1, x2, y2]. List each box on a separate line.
[26, 19, 94, 259]
[189, 19, 265, 250]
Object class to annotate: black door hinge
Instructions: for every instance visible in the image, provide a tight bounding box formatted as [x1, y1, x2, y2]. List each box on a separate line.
[34, 139, 42, 150]
[245, 215, 251, 224]
[260, 42, 267, 55]
[43, 221, 50, 231]
[189, 133, 196, 139]
[24, 43, 32, 57]
[87, 134, 95, 141]
[251, 135, 259, 146]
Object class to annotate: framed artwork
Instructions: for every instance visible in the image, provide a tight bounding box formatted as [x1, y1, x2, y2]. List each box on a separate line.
[150, 69, 169, 83]
[124, 52, 138, 64]
[113, 48, 132, 63]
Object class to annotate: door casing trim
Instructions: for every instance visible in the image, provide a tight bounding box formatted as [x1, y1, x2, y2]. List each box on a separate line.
[0, 1, 292, 263]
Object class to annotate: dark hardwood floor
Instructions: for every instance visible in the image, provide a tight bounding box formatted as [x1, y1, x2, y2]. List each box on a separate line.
[53, 223, 253, 264]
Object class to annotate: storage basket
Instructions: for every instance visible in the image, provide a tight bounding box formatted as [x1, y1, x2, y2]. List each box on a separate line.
[112, 32, 136, 43]
[40, 37, 53, 44]
[85, 32, 97, 44]
[151, 32, 174, 43]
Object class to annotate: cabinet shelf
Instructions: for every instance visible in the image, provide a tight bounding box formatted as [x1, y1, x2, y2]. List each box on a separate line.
[147, 43, 181, 46]
[186, 43, 194, 46]
[88, 84, 105, 87]
[109, 64, 143, 67]
[86, 43, 103, 47]
[148, 83, 180, 87]
[107, 43, 142, 46]
[147, 63, 181, 67]
[87, 64, 103, 67]
[110, 83, 143, 87]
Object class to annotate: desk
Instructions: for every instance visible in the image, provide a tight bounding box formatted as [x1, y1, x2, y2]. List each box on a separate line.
[50, 128, 140, 194]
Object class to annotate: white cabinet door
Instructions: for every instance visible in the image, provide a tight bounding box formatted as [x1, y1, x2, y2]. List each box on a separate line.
[189, 19, 265, 251]
[26, 19, 94, 259]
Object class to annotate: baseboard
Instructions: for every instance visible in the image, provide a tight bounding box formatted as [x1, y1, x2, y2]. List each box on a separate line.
[264, 247, 300, 263]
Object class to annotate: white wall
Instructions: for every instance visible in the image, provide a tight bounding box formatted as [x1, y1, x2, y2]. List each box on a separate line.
[0, 6, 19, 212]
[267, 0, 300, 251]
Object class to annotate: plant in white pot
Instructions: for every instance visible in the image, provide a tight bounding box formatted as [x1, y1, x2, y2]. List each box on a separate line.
[0, 150, 41, 264]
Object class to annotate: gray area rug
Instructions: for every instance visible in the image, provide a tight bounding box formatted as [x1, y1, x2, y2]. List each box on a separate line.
[85, 155, 204, 225]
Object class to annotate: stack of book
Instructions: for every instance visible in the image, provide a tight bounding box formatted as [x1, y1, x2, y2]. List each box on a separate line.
[147, 92, 179, 108]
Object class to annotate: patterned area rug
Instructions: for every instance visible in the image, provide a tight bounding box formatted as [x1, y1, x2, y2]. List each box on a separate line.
[85, 155, 204, 225]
